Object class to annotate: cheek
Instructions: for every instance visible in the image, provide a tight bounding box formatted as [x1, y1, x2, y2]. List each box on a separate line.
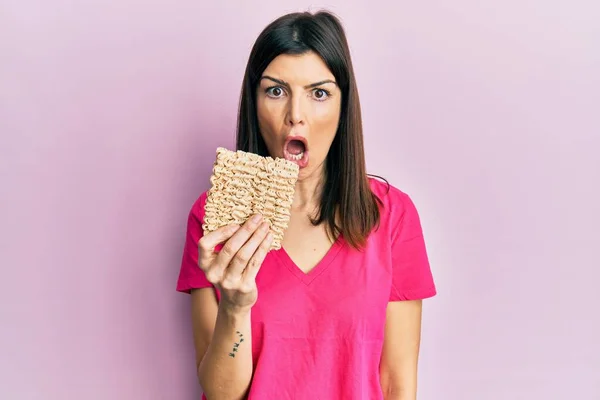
[314, 99, 340, 123]
[257, 100, 287, 156]
[257, 100, 284, 134]
[311, 102, 340, 142]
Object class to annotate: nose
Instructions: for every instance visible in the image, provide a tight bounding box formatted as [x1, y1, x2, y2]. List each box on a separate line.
[286, 92, 305, 126]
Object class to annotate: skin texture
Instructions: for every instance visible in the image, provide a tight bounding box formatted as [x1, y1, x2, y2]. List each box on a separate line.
[380, 300, 424, 400]
[256, 51, 341, 191]
[256, 52, 344, 274]
[191, 52, 423, 400]
[194, 217, 272, 400]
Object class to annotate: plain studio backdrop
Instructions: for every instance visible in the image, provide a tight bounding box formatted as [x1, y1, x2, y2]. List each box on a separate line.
[1, 0, 598, 399]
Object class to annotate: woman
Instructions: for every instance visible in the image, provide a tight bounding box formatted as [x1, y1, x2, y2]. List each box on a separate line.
[177, 10, 436, 400]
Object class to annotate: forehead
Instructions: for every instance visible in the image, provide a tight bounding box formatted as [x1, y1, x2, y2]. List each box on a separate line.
[261, 51, 335, 84]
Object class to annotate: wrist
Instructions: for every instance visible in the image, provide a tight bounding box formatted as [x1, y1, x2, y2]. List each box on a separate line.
[219, 301, 252, 319]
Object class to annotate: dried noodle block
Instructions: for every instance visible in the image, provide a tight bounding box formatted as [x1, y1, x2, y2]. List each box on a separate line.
[202, 147, 299, 250]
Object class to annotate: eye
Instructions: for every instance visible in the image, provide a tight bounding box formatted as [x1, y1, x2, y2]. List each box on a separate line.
[266, 86, 286, 98]
[312, 88, 330, 101]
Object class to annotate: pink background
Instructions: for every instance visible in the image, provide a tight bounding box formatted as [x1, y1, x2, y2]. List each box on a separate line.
[1, 1, 598, 399]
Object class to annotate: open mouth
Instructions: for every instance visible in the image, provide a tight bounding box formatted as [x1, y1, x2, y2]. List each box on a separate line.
[283, 136, 309, 168]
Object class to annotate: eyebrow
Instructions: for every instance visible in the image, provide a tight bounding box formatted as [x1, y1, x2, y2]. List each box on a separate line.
[260, 75, 337, 89]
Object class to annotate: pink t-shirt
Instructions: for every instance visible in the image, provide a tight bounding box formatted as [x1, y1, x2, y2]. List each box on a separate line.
[176, 177, 437, 399]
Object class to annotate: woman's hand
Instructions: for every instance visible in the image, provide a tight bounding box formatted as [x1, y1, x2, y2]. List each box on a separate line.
[198, 214, 273, 313]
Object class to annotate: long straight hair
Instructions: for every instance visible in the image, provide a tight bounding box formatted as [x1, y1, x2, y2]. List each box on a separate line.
[235, 10, 384, 250]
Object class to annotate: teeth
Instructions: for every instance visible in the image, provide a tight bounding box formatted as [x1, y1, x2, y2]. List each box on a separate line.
[289, 152, 304, 161]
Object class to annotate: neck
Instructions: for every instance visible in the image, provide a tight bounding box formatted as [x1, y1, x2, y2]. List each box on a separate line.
[292, 166, 325, 212]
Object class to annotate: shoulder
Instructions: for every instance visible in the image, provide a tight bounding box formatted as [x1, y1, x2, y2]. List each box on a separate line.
[368, 176, 417, 217]
[367, 176, 425, 242]
[188, 191, 209, 221]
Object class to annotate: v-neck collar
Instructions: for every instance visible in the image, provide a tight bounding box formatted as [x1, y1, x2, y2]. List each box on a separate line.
[273, 235, 346, 286]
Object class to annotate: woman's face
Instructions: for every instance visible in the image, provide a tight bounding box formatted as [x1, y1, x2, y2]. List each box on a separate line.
[256, 51, 341, 181]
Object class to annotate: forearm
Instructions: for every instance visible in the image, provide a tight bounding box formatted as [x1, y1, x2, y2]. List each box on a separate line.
[198, 304, 253, 400]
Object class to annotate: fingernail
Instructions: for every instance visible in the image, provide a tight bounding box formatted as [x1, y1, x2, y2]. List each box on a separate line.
[251, 214, 262, 223]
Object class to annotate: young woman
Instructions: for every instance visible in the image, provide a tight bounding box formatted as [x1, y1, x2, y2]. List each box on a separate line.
[177, 10, 437, 400]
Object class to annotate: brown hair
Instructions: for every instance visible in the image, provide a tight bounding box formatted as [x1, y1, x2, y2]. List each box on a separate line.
[235, 10, 385, 250]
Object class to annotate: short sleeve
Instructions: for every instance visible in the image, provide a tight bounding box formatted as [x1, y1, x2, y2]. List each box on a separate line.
[388, 192, 437, 301]
[176, 192, 214, 294]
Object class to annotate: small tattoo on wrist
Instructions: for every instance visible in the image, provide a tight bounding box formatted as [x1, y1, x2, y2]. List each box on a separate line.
[228, 331, 244, 358]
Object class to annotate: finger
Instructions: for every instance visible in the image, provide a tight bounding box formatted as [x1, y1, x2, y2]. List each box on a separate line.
[199, 224, 240, 253]
[215, 214, 264, 270]
[223, 221, 270, 283]
[242, 232, 274, 285]
[198, 224, 240, 270]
